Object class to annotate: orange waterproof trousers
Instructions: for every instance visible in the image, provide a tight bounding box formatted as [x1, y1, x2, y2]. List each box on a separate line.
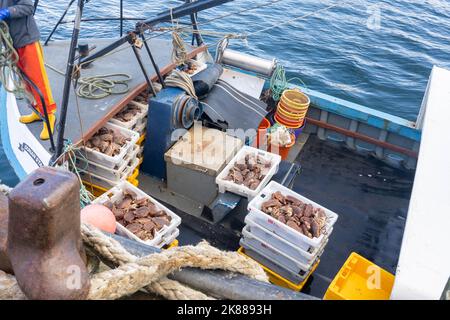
[16, 42, 57, 115]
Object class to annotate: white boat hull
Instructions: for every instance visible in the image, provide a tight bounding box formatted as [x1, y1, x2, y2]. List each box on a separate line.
[0, 88, 51, 179]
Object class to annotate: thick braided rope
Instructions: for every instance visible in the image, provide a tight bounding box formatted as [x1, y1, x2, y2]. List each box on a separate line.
[0, 270, 26, 300]
[81, 224, 214, 299]
[147, 277, 214, 300]
[0, 222, 267, 300]
[83, 224, 268, 300]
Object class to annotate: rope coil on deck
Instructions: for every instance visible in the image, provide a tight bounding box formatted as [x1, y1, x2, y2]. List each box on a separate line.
[76, 73, 132, 99]
[0, 198, 268, 300]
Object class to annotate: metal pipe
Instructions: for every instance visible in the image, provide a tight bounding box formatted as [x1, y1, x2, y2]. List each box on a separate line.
[190, 12, 203, 46]
[33, 0, 39, 14]
[138, 0, 234, 29]
[185, 0, 204, 46]
[53, 0, 85, 162]
[130, 40, 157, 96]
[81, 0, 234, 65]
[44, 0, 76, 46]
[220, 49, 277, 77]
[58, 18, 196, 24]
[140, 33, 165, 88]
[107, 233, 318, 300]
[120, 0, 124, 37]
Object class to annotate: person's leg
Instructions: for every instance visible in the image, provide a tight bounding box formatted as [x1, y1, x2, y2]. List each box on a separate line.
[16, 42, 57, 140]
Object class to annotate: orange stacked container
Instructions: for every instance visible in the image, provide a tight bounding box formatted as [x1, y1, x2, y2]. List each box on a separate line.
[275, 89, 310, 129]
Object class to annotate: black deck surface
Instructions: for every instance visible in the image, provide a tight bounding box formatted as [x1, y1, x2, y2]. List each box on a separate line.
[174, 135, 415, 299]
[289, 136, 414, 297]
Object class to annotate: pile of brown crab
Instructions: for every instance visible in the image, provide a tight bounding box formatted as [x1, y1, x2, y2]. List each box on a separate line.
[104, 190, 172, 241]
[224, 154, 272, 190]
[85, 126, 129, 157]
[113, 103, 142, 123]
[133, 91, 149, 104]
[182, 61, 199, 75]
[261, 191, 327, 239]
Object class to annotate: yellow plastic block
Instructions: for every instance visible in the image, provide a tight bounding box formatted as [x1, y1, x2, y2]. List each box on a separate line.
[164, 239, 179, 250]
[82, 180, 108, 198]
[128, 168, 139, 182]
[136, 134, 146, 146]
[83, 170, 139, 198]
[324, 252, 395, 300]
[128, 179, 139, 187]
[238, 247, 318, 292]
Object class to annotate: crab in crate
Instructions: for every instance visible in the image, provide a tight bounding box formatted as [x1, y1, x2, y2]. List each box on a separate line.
[113, 103, 143, 123]
[224, 153, 272, 190]
[104, 189, 172, 241]
[85, 126, 129, 156]
[261, 191, 328, 239]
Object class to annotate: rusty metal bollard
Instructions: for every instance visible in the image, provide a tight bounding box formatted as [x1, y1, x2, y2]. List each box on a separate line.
[0, 192, 12, 273]
[7, 167, 90, 300]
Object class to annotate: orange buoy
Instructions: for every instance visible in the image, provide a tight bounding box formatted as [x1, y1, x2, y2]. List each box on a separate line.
[81, 204, 117, 233]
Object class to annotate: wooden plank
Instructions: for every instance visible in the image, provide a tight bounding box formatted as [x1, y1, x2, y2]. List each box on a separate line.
[306, 117, 419, 158]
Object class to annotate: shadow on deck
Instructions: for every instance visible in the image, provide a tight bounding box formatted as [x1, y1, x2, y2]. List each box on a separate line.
[293, 135, 414, 297]
[174, 135, 415, 298]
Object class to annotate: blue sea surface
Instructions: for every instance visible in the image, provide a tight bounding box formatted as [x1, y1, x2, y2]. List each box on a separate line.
[1, 0, 449, 185]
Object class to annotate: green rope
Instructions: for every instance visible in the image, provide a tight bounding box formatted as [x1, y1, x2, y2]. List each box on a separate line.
[270, 64, 307, 101]
[76, 73, 131, 99]
[0, 21, 29, 99]
[62, 140, 94, 208]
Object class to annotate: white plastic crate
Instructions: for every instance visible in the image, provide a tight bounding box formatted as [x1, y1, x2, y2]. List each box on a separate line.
[160, 228, 180, 248]
[245, 214, 329, 266]
[138, 145, 144, 158]
[80, 166, 135, 189]
[82, 122, 139, 169]
[134, 121, 147, 137]
[216, 146, 281, 199]
[240, 239, 308, 284]
[93, 181, 181, 248]
[241, 224, 320, 275]
[77, 145, 139, 181]
[109, 101, 148, 130]
[247, 181, 339, 252]
[129, 101, 149, 128]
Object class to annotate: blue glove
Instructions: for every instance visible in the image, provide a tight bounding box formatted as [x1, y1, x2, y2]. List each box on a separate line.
[0, 8, 11, 22]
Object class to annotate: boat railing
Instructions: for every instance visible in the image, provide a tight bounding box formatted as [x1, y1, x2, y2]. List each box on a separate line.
[42, 0, 204, 47]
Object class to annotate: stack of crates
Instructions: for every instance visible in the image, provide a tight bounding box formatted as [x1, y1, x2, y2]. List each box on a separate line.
[81, 91, 150, 197]
[239, 181, 339, 291]
[79, 122, 140, 196]
[113, 91, 149, 168]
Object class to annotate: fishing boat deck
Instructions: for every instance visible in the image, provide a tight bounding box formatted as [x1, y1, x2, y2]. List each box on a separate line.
[160, 135, 414, 299]
[16, 38, 205, 151]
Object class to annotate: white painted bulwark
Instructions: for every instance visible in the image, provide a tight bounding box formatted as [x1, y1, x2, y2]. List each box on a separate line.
[6, 92, 51, 176]
[391, 66, 450, 300]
